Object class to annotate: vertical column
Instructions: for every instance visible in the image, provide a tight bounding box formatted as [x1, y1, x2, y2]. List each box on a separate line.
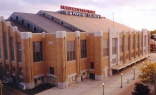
[0, 16, 5, 78]
[13, 27, 19, 84]
[94, 31, 103, 81]
[6, 22, 12, 82]
[56, 31, 67, 88]
[42, 32, 47, 79]
[21, 32, 33, 89]
[138, 32, 140, 57]
[75, 31, 81, 82]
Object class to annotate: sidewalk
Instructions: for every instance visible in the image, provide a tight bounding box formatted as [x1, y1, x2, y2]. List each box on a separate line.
[37, 60, 151, 95]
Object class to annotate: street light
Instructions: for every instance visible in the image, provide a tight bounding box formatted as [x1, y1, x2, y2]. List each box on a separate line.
[102, 83, 104, 95]
[120, 73, 123, 88]
[133, 67, 135, 80]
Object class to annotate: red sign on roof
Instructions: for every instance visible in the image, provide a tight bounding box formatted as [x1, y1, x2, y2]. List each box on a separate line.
[60, 5, 95, 14]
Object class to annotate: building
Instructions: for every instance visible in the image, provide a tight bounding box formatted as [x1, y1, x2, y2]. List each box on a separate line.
[0, 5, 150, 89]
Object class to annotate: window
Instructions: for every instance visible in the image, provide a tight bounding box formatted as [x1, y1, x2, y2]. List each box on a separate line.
[27, 23, 30, 29]
[67, 41, 75, 61]
[12, 66, 15, 72]
[103, 39, 108, 57]
[33, 42, 43, 62]
[120, 56, 123, 62]
[4, 32, 8, 60]
[50, 67, 54, 74]
[22, 19, 24, 25]
[10, 17, 12, 20]
[16, 16, 18, 21]
[131, 53, 134, 58]
[34, 27, 36, 32]
[90, 62, 94, 69]
[10, 37, 14, 61]
[112, 58, 116, 64]
[144, 35, 146, 46]
[131, 36, 134, 49]
[17, 42, 22, 62]
[136, 36, 138, 48]
[34, 78, 37, 84]
[112, 38, 117, 54]
[141, 36, 143, 47]
[126, 54, 129, 60]
[81, 40, 87, 58]
[126, 37, 129, 51]
[120, 38, 123, 52]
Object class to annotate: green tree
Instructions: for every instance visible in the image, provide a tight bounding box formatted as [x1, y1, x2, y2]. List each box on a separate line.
[139, 62, 156, 95]
[132, 82, 150, 95]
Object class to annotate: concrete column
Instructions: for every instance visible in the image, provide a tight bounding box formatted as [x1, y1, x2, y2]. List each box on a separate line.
[21, 32, 34, 89]
[56, 31, 67, 89]
[75, 31, 81, 82]
[13, 27, 19, 84]
[94, 31, 103, 81]
[0, 16, 6, 78]
[6, 22, 12, 82]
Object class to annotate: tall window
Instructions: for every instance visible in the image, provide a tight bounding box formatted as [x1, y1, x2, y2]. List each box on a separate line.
[141, 36, 143, 47]
[126, 54, 129, 60]
[120, 38, 123, 52]
[4, 32, 8, 60]
[136, 36, 138, 48]
[81, 40, 87, 58]
[67, 41, 75, 61]
[90, 62, 94, 69]
[126, 37, 129, 51]
[131, 36, 134, 49]
[144, 35, 146, 46]
[49, 67, 54, 74]
[17, 42, 22, 62]
[33, 42, 43, 62]
[10, 37, 14, 61]
[112, 38, 117, 55]
[103, 39, 108, 57]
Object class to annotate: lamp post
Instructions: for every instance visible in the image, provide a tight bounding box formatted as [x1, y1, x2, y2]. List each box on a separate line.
[120, 73, 123, 88]
[102, 83, 104, 95]
[133, 67, 135, 80]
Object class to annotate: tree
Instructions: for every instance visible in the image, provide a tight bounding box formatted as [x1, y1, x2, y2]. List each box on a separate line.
[132, 82, 150, 95]
[139, 62, 156, 94]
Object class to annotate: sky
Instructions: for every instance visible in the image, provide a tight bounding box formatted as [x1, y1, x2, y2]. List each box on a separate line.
[0, 0, 156, 31]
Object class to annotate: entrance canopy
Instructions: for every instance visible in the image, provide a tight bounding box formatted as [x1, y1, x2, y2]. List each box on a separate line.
[111, 54, 150, 70]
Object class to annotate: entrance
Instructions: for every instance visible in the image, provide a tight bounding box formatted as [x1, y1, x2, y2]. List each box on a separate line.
[89, 73, 95, 80]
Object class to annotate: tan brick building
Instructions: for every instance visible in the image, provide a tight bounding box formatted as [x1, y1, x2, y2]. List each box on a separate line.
[0, 7, 150, 89]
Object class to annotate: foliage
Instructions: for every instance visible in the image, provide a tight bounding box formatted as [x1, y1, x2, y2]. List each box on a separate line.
[139, 62, 156, 94]
[132, 82, 150, 95]
[151, 30, 156, 35]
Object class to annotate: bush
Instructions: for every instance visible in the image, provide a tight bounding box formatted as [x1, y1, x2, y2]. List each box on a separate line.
[132, 82, 150, 95]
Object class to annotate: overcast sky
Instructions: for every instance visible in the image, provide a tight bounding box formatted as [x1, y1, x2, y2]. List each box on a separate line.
[0, 0, 156, 31]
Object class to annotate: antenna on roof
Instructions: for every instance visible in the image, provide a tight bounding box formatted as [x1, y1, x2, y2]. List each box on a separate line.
[113, 13, 114, 28]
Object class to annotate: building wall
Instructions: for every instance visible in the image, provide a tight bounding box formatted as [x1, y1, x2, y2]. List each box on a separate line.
[0, 16, 151, 89]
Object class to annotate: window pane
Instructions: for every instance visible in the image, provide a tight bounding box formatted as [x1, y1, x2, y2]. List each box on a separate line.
[33, 42, 43, 62]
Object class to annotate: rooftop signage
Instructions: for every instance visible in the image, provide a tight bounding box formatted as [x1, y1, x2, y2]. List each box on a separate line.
[60, 5, 101, 18]
[60, 5, 95, 14]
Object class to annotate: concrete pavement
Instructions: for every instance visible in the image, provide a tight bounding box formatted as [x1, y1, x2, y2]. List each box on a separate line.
[37, 53, 156, 95]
